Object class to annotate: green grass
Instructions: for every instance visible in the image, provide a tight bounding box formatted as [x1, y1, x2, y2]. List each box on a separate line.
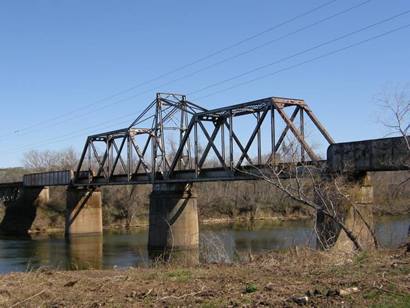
[354, 251, 369, 265]
[365, 285, 410, 308]
[166, 269, 192, 283]
[245, 283, 258, 293]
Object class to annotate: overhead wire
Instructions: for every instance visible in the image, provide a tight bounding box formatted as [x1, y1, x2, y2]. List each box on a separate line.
[0, 0, 339, 138]
[4, 4, 408, 156]
[188, 9, 410, 97]
[0, 0, 370, 141]
[193, 23, 410, 101]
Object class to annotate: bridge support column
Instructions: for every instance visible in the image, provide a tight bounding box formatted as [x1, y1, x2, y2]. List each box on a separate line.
[0, 187, 49, 236]
[316, 172, 375, 251]
[65, 188, 103, 237]
[148, 183, 199, 262]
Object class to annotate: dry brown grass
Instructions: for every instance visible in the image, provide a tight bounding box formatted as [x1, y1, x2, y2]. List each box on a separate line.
[0, 247, 408, 307]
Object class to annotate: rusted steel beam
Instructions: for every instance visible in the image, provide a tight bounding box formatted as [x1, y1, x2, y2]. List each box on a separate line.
[274, 103, 320, 161]
[303, 106, 335, 145]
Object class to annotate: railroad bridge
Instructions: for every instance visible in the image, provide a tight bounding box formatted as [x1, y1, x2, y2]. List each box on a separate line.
[0, 93, 408, 255]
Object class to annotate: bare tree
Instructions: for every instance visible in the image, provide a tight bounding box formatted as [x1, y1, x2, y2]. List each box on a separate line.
[377, 84, 410, 148]
[377, 84, 410, 188]
[23, 148, 78, 172]
[377, 84, 410, 251]
[237, 140, 378, 252]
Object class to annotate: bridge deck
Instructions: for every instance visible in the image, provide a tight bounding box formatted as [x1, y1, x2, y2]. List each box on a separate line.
[17, 161, 327, 187]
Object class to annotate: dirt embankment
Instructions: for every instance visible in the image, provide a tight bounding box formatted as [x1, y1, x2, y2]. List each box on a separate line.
[0, 247, 408, 307]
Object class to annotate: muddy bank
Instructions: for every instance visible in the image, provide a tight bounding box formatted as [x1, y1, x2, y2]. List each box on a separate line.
[0, 247, 408, 307]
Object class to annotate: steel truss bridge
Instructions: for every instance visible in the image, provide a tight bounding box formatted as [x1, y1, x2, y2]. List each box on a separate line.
[73, 93, 334, 185]
[1, 93, 409, 201]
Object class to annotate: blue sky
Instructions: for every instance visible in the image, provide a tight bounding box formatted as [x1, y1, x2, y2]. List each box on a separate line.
[0, 0, 409, 167]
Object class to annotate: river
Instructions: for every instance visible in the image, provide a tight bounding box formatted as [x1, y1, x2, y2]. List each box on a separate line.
[0, 215, 408, 274]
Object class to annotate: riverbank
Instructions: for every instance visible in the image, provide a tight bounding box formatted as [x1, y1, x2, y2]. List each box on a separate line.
[26, 210, 408, 236]
[25, 211, 312, 234]
[0, 247, 408, 307]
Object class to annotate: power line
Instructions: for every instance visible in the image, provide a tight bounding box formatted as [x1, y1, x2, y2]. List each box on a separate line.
[3, 113, 137, 155]
[142, 0, 373, 98]
[194, 23, 410, 101]
[0, 0, 339, 138]
[7, 19, 410, 156]
[0, 0, 370, 141]
[188, 9, 410, 96]
[5, 7, 408, 155]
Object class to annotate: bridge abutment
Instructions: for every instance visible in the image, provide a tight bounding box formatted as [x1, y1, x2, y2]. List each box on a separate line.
[148, 183, 199, 262]
[316, 172, 375, 251]
[0, 187, 49, 236]
[65, 188, 103, 237]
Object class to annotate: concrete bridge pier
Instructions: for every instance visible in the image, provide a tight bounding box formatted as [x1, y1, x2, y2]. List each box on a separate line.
[0, 187, 49, 236]
[316, 172, 375, 251]
[65, 188, 103, 237]
[148, 183, 199, 263]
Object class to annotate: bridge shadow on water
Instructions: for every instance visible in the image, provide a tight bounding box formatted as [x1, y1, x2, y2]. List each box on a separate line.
[0, 216, 408, 274]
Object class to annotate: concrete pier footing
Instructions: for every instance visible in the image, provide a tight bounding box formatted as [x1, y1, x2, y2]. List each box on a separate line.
[148, 183, 199, 260]
[316, 172, 375, 251]
[65, 188, 103, 236]
[0, 187, 49, 236]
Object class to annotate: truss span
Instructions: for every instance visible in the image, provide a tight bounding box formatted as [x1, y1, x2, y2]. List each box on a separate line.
[74, 93, 334, 186]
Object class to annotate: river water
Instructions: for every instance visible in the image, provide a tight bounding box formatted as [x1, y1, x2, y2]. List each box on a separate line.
[0, 215, 408, 274]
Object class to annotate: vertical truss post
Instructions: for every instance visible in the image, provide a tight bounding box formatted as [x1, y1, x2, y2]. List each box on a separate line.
[221, 119, 225, 163]
[179, 100, 185, 171]
[158, 97, 167, 174]
[229, 111, 234, 170]
[87, 140, 92, 175]
[184, 101, 192, 170]
[106, 137, 111, 181]
[257, 111, 262, 165]
[270, 104, 276, 164]
[194, 120, 199, 177]
[151, 134, 156, 183]
[127, 134, 132, 181]
[300, 108, 305, 162]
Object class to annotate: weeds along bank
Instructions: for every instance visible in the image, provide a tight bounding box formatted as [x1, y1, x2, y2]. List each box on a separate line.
[0, 247, 408, 307]
[0, 168, 409, 232]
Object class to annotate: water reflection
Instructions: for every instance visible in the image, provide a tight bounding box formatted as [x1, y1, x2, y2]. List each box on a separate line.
[0, 215, 408, 274]
[66, 235, 103, 270]
[375, 215, 410, 247]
